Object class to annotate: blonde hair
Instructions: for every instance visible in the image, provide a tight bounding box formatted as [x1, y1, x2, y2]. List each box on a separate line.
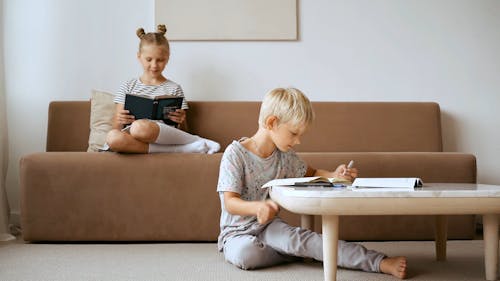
[136, 24, 170, 56]
[258, 88, 314, 128]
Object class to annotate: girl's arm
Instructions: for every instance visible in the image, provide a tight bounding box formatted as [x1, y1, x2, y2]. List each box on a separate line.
[112, 103, 135, 130]
[169, 109, 188, 131]
[223, 191, 279, 224]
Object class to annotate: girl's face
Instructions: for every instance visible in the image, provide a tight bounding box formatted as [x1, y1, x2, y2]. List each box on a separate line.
[269, 119, 307, 152]
[137, 44, 169, 80]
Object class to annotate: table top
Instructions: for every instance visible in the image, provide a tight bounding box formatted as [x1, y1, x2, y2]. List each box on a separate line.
[270, 183, 500, 198]
[269, 183, 500, 215]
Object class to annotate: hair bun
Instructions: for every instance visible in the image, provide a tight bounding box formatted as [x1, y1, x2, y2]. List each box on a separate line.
[136, 28, 146, 39]
[157, 24, 167, 35]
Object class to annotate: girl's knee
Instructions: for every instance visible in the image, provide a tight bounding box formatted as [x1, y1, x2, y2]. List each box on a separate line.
[129, 120, 159, 142]
[106, 129, 125, 150]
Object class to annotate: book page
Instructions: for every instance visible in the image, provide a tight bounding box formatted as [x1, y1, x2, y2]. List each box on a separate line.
[352, 178, 423, 189]
[261, 177, 321, 188]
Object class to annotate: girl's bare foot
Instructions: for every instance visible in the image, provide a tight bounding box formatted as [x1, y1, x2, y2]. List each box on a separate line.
[380, 256, 407, 279]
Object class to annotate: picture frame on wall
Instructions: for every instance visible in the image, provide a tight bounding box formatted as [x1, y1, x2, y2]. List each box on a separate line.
[155, 0, 297, 41]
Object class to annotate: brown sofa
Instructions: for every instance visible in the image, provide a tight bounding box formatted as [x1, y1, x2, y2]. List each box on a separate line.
[20, 101, 477, 241]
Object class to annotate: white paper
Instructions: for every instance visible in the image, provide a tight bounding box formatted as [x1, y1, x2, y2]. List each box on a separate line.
[352, 178, 423, 189]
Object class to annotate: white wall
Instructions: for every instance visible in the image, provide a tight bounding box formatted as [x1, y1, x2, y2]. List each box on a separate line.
[3, 0, 500, 217]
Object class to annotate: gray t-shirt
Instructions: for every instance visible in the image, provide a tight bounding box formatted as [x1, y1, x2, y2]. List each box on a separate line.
[216, 139, 307, 250]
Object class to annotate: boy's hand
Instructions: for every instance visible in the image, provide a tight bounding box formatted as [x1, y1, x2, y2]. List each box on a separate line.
[116, 109, 135, 126]
[168, 109, 186, 125]
[334, 164, 358, 181]
[256, 200, 280, 224]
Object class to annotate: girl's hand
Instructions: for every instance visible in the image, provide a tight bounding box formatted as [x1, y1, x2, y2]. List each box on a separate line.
[334, 164, 358, 181]
[168, 109, 186, 125]
[116, 109, 135, 126]
[256, 200, 280, 224]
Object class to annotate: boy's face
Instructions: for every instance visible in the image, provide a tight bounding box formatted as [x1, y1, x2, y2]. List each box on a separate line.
[269, 119, 308, 152]
[137, 44, 169, 79]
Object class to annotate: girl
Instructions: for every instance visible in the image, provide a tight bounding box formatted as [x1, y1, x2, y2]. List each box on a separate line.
[106, 25, 220, 154]
[217, 88, 407, 279]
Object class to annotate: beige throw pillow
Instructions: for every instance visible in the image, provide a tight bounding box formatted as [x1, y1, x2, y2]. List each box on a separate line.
[87, 89, 116, 152]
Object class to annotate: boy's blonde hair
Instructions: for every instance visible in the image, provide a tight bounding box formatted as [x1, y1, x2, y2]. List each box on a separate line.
[258, 88, 314, 128]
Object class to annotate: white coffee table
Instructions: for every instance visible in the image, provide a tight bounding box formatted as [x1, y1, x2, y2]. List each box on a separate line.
[269, 183, 500, 281]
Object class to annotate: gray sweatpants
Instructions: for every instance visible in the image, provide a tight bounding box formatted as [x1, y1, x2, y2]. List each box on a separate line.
[222, 218, 385, 271]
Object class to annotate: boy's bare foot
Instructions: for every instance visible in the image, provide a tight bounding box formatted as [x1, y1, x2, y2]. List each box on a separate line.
[380, 256, 407, 279]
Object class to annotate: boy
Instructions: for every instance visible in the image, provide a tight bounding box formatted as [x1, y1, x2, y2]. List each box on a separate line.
[216, 88, 407, 279]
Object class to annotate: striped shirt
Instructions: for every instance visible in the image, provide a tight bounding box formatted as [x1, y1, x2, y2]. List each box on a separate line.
[113, 78, 189, 109]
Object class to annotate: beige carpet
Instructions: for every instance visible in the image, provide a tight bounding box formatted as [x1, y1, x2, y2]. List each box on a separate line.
[0, 240, 493, 281]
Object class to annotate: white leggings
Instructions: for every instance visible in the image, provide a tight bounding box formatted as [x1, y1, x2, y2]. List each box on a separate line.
[153, 121, 198, 145]
[146, 121, 220, 154]
[222, 218, 385, 271]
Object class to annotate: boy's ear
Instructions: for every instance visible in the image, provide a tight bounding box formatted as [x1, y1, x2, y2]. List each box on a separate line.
[265, 115, 278, 129]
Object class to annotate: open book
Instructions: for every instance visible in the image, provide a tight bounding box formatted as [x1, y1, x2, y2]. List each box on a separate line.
[351, 177, 423, 191]
[261, 176, 351, 188]
[124, 93, 183, 126]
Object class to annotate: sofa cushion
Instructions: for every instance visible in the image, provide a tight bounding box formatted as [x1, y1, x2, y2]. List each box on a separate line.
[87, 89, 115, 152]
[20, 151, 476, 241]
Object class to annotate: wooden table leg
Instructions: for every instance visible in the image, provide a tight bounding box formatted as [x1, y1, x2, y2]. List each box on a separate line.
[322, 215, 339, 281]
[435, 215, 448, 261]
[483, 214, 499, 281]
[301, 215, 314, 230]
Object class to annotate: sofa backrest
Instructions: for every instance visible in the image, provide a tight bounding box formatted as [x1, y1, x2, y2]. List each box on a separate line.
[47, 101, 91, 152]
[47, 101, 442, 152]
[187, 101, 443, 152]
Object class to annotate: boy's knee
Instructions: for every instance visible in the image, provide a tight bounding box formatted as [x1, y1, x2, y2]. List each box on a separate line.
[227, 249, 260, 270]
[129, 120, 159, 142]
[225, 238, 266, 270]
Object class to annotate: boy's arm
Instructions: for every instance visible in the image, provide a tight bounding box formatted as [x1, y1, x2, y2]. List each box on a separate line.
[304, 166, 318, 177]
[306, 165, 358, 181]
[304, 166, 335, 177]
[223, 191, 279, 224]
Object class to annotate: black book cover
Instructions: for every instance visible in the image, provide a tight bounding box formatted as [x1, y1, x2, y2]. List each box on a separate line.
[124, 94, 183, 126]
